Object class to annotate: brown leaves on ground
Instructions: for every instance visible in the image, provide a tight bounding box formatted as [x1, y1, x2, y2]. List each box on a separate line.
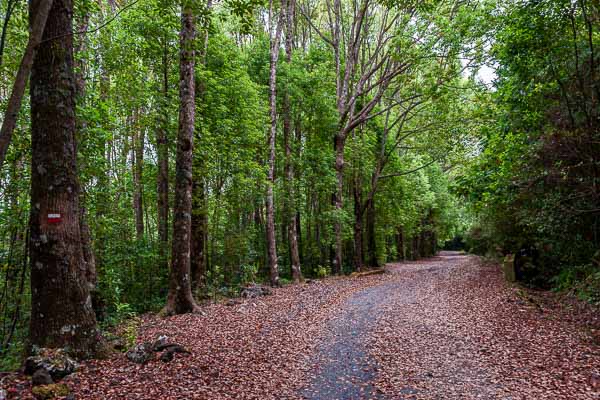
[370, 253, 600, 400]
[4, 253, 599, 399]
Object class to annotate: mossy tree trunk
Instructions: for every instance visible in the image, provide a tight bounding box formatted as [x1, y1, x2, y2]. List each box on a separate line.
[28, 0, 102, 358]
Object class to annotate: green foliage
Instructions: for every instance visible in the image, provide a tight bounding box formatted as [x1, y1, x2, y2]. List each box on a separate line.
[552, 265, 600, 305]
[458, 0, 600, 297]
[315, 266, 330, 279]
[0, 0, 491, 365]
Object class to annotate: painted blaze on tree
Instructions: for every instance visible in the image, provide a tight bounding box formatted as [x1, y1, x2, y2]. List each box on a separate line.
[28, 0, 101, 357]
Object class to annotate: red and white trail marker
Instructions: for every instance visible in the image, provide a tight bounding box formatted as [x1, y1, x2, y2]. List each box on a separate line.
[47, 213, 61, 224]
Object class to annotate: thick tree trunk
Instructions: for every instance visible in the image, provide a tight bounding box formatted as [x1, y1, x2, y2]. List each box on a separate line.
[164, 3, 200, 315]
[157, 44, 169, 270]
[366, 198, 378, 268]
[28, 0, 101, 357]
[332, 133, 344, 274]
[266, 5, 284, 287]
[0, 0, 53, 170]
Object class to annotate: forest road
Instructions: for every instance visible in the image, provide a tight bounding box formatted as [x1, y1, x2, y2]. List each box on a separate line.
[299, 252, 600, 400]
[301, 251, 483, 400]
[50, 252, 598, 400]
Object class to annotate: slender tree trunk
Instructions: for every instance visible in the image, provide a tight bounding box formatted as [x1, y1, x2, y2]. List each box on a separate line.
[366, 198, 378, 267]
[133, 114, 145, 241]
[396, 227, 404, 261]
[282, 0, 301, 283]
[191, 184, 207, 291]
[294, 119, 303, 265]
[157, 42, 170, 270]
[0, 0, 21, 69]
[412, 235, 419, 260]
[332, 133, 344, 274]
[352, 176, 364, 271]
[74, 8, 97, 291]
[164, 2, 200, 315]
[191, 0, 212, 292]
[80, 207, 96, 291]
[266, 3, 284, 287]
[74, 10, 89, 98]
[0, 0, 53, 170]
[28, 0, 102, 357]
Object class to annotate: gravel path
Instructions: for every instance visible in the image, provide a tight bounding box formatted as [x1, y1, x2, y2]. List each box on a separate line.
[6, 252, 599, 399]
[301, 252, 600, 400]
[300, 281, 395, 399]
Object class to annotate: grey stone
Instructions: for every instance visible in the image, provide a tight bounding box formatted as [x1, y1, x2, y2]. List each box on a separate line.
[32, 369, 53, 386]
[125, 342, 154, 364]
[24, 348, 78, 381]
[240, 284, 272, 298]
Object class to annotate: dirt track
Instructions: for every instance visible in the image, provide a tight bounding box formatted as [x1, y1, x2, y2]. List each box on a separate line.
[7, 252, 599, 399]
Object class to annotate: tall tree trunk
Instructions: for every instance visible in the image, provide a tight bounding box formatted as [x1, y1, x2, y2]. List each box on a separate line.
[191, 0, 212, 292]
[191, 184, 207, 291]
[282, 0, 301, 283]
[352, 175, 363, 271]
[412, 235, 419, 260]
[157, 42, 170, 271]
[0, 0, 21, 69]
[396, 227, 404, 261]
[28, 0, 101, 357]
[332, 133, 344, 274]
[294, 118, 303, 265]
[266, 3, 284, 287]
[80, 208, 96, 291]
[133, 112, 145, 241]
[74, 7, 96, 292]
[74, 10, 89, 98]
[0, 0, 53, 170]
[164, 2, 200, 315]
[366, 198, 378, 267]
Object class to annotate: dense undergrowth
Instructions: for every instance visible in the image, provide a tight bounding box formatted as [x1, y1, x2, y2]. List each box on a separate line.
[458, 0, 600, 301]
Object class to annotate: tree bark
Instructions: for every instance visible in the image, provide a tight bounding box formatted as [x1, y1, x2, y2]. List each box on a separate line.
[164, 2, 200, 315]
[133, 112, 145, 241]
[282, 0, 301, 283]
[0, 0, 53, 170]
[366, 198, 378, 267]
[266, 3, 284, 287]
[73, 7, 96, 292]
[352, 175, 364, 271]
[191, 0, 212, 292]
[0, 0, 21, 69]
[28, 0, 101, 357]
[396, 226, 404, 261]
[74, 9, 89, 98]
[157, 42, 169, 271]
[191, 183, 207, 291]
[80, 208, 96, 291]
[332, 133, 344, 274]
